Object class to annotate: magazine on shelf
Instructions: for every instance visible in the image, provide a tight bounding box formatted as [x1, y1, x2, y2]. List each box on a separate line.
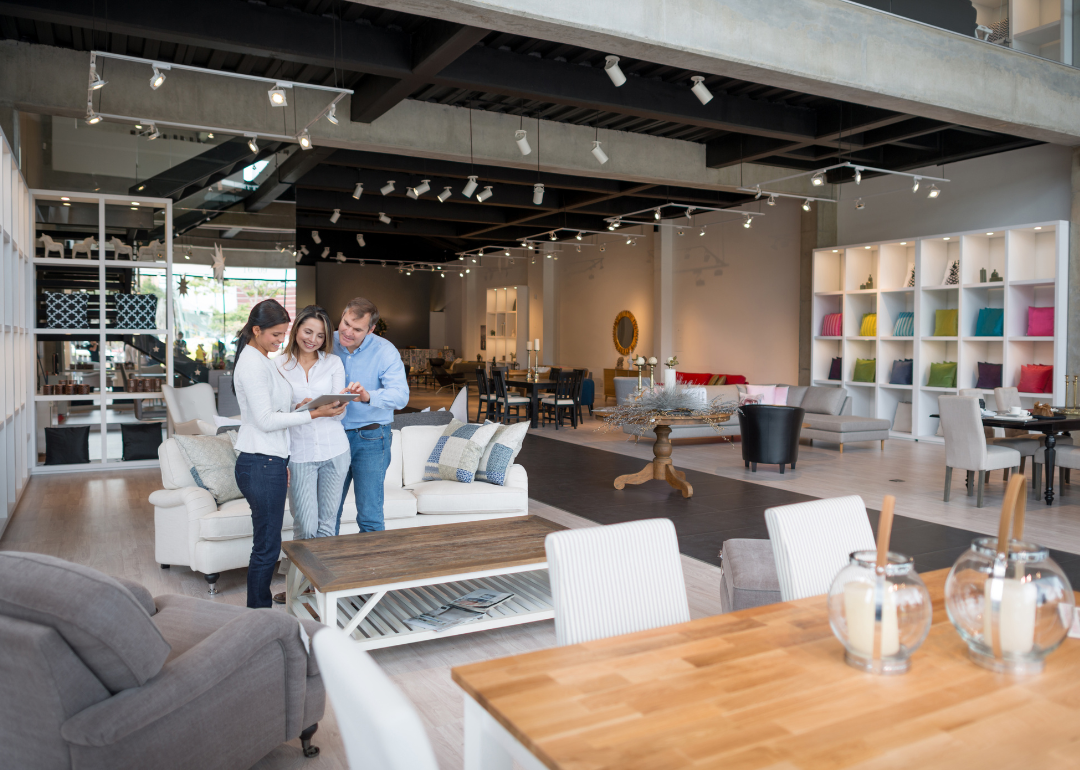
[404, 591, 515, 633]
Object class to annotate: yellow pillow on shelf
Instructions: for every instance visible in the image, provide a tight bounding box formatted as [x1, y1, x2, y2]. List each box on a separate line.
[859, 313, 877, 337]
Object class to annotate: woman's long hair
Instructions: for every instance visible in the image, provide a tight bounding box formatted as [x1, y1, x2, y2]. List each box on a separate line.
[280, 305, 334, 369]
[234, 299, 291, 362]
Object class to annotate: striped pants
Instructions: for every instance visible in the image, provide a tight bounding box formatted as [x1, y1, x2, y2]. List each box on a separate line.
[288, 451, 351, 540]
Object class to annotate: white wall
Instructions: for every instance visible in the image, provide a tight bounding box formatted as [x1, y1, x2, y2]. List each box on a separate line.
[837, 144, 1071, 245]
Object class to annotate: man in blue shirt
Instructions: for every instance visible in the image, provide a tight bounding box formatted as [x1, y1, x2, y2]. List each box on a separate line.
[333, 297, 409, 532]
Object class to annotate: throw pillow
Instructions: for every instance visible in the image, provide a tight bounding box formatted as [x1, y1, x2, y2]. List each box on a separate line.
[933, 309, 958, 336]
[821, 313, 842, 337]
[892, 312, 914, 337]
[828, 357, 842, 381]
[475, 422, 529, 485]
[173, 434, 243, 505]
[773, 386, 789, 405]
[1017, 364, 1053, 394]
[120, 422, 163, 461]
[707, 375, 720, 385]
[889, 359, 913, 385]
[893, 402, 913, 432]
[745, 384, 776, 405]
[423, 419, 500, 483]
[44, 426, 91, 465]
[859, 313, 877, 337]
[1027, 306, 1054, 336]
[801, 386, 846, 416]
[975, 308, 1004, 337]
[927, 361, 958, 388]
[738, 393, 764, 406]
[45, 291, 90, 329]
[853, 358, 876, 382]
[115, 293, 159, 330]
[975, 362, 1003, 389]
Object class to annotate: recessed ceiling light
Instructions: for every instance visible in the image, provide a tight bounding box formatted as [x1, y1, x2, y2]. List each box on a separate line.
[986, 232, 994, 236]
[832, 249, 838, 253]
[60, 197, 70, 201]
[131, 201, 139, 206]
[62, 202, 70, 207]
[1034, 226, 1043, 230]
[900, 242, 907, 245]
[943, 237, 951, 241]
[864, 246, 871, 250]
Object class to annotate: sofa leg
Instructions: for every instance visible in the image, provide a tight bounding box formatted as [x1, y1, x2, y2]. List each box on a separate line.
[160, 564, 170, 569]
[300, 723, 320, 758]
[881, 439, 885, 450]
[944, 466, 952, 502]
[204, 573, 220, 596]
[839, 444, 843, 454]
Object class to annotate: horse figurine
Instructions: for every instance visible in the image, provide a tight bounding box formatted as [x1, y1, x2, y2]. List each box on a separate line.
[137, 240, 164, 261]
[71, 237, 97, 258]
[37, 234, 64, 258]
[108, 236, 134, 260]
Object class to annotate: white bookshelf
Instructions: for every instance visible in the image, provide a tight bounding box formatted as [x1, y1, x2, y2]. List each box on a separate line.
[29, 190, 174, 472]
[812, 221, 1068, 444]
[484, 286, 528, 366]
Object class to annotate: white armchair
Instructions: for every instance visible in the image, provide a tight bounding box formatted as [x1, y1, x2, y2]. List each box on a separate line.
[161, 383, 220, 435]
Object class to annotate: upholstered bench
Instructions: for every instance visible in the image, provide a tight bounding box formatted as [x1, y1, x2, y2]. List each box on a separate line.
[802, 414, 891, 453]
[718, 539, 781, 613]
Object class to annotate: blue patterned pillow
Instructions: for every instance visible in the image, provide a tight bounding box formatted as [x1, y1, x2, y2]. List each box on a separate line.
[423, 419, 499, 483]
[892, 312, 914, 337]
[475, 422, 528, 485]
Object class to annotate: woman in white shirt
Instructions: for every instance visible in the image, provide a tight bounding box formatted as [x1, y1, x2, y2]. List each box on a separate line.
[232, 300, 346, 609]
[276, 305, 352, 547]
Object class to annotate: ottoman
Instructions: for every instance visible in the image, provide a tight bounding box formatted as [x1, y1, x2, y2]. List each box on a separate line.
[802, 414, 891, 453]
[719, 539, 781, 613]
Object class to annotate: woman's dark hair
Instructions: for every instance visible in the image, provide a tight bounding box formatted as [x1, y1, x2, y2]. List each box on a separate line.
[234, 299, 291, 362]
[281, 305, 334, 368]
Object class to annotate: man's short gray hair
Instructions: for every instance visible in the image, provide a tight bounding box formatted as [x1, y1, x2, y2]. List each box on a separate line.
[343, 297, 379, 330]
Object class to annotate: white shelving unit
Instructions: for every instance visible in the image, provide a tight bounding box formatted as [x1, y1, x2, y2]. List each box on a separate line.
[812, 221, 1068, 444]
[29, 190, 173, 472]
[0, 130, 32, 539]
[484, 286, 528, 365]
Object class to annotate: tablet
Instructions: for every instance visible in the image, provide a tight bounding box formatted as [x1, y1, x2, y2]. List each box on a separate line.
[296, 394, 364, 411]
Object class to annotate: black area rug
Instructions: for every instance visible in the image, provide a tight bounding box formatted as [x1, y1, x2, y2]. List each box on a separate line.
[519, 435, 1080, 584]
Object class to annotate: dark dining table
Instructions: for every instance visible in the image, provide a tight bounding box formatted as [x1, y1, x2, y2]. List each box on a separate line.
[503, 376, 556, 429]
[982, 414, 1080, 505]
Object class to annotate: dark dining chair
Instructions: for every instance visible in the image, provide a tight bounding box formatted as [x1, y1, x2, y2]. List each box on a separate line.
[431, 364, 465, 395]
[492, 368, 530, 424]
[572, 368, 588, 424]
[540, 371, 578, 429]
[474, 368, 496, 422]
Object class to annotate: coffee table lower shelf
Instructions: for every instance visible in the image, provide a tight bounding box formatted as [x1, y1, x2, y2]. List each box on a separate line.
[287, 566, 553, 650]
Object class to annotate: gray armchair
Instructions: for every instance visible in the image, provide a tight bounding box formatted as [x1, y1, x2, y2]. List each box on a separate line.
[0, 552, 324, 770]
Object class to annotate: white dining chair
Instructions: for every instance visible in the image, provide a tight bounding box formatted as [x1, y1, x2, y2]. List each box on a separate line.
[764, 495, 876, 602]
[545, 519, 690, 646]
[960, 388, 1038, 477]
[312, 628, 440, 770]
[939, 395, 1021, 507]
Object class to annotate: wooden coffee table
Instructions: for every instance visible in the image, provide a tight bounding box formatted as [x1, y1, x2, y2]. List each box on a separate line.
[281, 516, 563, 650]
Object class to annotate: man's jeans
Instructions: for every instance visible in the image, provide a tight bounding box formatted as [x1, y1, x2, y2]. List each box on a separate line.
[336, 424, 392, 533]
[234, 452, 289, 609]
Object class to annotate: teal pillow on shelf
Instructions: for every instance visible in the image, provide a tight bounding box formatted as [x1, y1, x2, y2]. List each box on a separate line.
[975, 307, 1004, 337]
[892, 312, 914, 337]
[927, 361, 958, 388]
[852, 358, 876, 382]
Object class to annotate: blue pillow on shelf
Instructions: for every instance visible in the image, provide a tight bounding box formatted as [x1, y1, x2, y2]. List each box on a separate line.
[975, 307, 1004, 337]
[889, 359, 913, 385]
[892, 312, 914, 337]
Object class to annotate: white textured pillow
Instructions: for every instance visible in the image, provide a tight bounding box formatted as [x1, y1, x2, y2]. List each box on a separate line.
[476, 422, 529, 486]
[173, 434, 243, 504]
[423, 419, 500, 483]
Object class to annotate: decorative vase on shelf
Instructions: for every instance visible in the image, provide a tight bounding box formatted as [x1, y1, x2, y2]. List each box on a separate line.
[980, 267, 987, 283]
[990, 269, 1002, 282]
[866, 274, 873, 289]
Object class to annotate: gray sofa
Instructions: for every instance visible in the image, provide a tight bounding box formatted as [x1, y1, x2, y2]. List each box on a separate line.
[0, 551, 325, 770]
[614, 379, 890, 450]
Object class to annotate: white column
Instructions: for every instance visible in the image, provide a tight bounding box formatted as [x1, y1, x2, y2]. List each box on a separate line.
[542, 252, 556, 365]
[464, 270, 477, 362]
[655, 225, 674, 365]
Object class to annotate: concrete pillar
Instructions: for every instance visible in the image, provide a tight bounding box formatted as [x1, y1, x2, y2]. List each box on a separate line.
[542, 250, 556, 365]
[0, 104, 18, 163]
[799, 202, 837, 385]
[464, 270, 478, 363]
[1069, 148, 1080, 379]
[654, 225, 674, 366]
[295, 265, 316, 310]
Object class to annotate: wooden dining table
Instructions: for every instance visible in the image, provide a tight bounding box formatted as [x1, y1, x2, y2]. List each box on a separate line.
[452, 569, 1080, 770]
[981, 414, 1080, 505]
[504, 376, 557, 429]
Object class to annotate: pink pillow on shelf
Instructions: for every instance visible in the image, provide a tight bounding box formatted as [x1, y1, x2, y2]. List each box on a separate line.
[1027, 306, 1054, 336]
[745, 384, 776, 405]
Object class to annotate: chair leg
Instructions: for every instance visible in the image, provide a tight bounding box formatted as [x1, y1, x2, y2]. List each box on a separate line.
[977, 473, 985, 508]
[985, 471, 991, 484]
[1020, 456, 1027, 474]
[300, 723, 320, 758]
[1004, 468, 1010, 482]
[204, 573, 220, 596]
[944, 467, 953, 502]
[745, 460, 749, 468]
[1033, 463, 1043, 499]
[966, 470, 974, 496]
[160, 563, 170, 569]
[779, 464, 785, 474]
[751, 462, 757, 472]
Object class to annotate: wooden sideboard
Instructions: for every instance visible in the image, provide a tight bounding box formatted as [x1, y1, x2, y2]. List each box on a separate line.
[603, 368, 634, 403]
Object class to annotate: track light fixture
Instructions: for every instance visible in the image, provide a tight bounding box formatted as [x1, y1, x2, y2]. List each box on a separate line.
[699, 228, 706, 236]
[356, 234, 366, 247]
[415, 179, 431, 196]
[685, 207, 695, 222]
[476, 186, 493, 202]
[321, 246, 330, 258]
[85, 111, 102, 125]
[677, 228, 685, 236]
[604, 55, 626, 87]
[336, 251, 346, 263]
[690, 75, 714, 105]
[149, 65, 168, 90]
[312, 231, 321, 244]
[549, 231, 557, 241]
[378, 212, 392, 225]
[912, 176, 921, 193]
[299, 245, 309, 255]
[855, 198, 865, 210]
[146, 124, 161, 140]
[329, 209, 341, 224]
[767, 195, 777, 206]
[380, 180, 395, 195]
[576, 231, 583, 240]
[326, 103, 339, 125]
[626, 237, 633, 245]
[505, 249, 511, 256]
[89, 66, 107, 91]
[927, 184, 941, 199]
[298, 130, 312, 150]
[802, 199, 812, 212]
[743, 215, 753, 228]
[268, 84, 288, 106]
[515, 130, 532, 156]
[532, 183, 545, 205]
[352, 182, 364, 199]
[600, 245, 606, 252]
[853, 167, 862, 185]
[462, 176, 478, 198]
[406, 187, 418, 200]
[591, 141, 609, 165]
[437, 187, 452, 202]
[654, 208, 661, 220]
[811, 171, 825, 187]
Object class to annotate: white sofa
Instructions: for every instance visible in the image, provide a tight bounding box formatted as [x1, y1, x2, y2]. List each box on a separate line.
[151, 425, 529, 592]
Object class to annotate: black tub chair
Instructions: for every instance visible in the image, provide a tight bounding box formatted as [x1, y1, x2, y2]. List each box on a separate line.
[737, 404, 806, 473]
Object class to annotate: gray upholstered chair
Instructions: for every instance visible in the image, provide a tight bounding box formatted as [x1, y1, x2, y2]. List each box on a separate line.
[719, 539, 781, 612]
[939, 395, 1022, 507]
[960, 388, 1039, 476]
[1032, 444, 1080, 500]
[0, 552, 325, 770]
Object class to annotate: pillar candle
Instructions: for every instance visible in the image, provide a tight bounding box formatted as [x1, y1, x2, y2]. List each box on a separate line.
[526, 341, 532, 350]
[984, 576, 1037, 654]
[844, 580, 899, 657]
[664, 369, 676, 390]
[534, 338, 540, 351]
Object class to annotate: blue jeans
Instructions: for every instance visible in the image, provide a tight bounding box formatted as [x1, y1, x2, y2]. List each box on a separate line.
[235, 452, 289, 609]
[336, 424, 392, 533]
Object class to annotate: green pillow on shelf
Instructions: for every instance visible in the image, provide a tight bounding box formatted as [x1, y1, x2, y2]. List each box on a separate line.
[852, 358, 876, 382]
[933, 308, 959, 336]
[927, 361, 958, 388]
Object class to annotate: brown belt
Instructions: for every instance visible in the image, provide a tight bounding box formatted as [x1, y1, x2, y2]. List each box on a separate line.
[348, 423, 382, 432]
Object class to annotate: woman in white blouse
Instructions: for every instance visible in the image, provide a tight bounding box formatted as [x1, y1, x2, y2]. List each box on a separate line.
[276, 305, 353, 548]
[232, 300, 346, 609]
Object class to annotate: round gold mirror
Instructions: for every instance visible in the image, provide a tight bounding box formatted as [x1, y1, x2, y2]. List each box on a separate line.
[613, 310, 639, 356]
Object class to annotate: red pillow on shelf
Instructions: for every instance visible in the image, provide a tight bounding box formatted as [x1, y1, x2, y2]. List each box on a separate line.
[1017, 364, 1053, 394]
[1027, 306, 1054, 336]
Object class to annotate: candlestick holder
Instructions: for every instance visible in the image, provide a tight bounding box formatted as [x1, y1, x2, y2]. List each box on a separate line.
[648, 363, 656, 389]
[636, 362, 644, 391]
[527, 351, 536, 382]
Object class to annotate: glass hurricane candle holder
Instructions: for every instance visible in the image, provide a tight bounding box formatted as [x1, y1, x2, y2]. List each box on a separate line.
[827, 551, 933, 674]
[945, 538, 1074, 674]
